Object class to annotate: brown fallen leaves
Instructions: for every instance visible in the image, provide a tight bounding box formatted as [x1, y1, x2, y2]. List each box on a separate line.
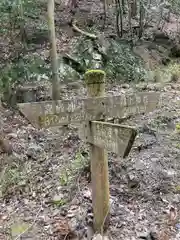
[158, 205, 178, 240]
[52, 217, 76, 239]
[0, 137, 12, 154]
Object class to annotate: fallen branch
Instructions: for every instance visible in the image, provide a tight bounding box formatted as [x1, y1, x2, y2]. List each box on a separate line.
[72, 19, 97, 39]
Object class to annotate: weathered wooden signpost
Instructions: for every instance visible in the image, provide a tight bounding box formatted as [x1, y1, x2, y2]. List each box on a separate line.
[18, 70, 160, 233]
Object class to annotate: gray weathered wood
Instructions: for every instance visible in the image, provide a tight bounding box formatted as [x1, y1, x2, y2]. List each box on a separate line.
[79, 121, 137, 158]
[85, 69, 110, 233]
[18, 92, 160, 128]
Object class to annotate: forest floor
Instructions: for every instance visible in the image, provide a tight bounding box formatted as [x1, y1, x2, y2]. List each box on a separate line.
[0, 81, 180, 240]
[1, 0, 180, 239]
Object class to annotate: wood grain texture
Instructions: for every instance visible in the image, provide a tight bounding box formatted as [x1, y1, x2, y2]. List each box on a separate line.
[79, 121, 137, 157]
[18, 92, 161, 128]
[85, 70, 110, 233]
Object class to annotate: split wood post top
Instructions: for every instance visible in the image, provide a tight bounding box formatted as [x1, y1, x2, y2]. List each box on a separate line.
[85, 69, 106, 97]
[84, 69, 110, 233]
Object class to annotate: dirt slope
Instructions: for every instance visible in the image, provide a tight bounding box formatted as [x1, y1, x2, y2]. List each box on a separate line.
[0, 81, 180, 239]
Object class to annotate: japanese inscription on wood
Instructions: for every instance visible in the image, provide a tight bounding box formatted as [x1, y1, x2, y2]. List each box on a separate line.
[79, 121, 137, 158]
[18, 92, 161, 128]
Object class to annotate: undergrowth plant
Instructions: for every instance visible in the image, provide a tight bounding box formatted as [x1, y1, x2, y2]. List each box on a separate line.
[0, 159, 28, 197]
[150, 62, 180, 83]
[59, 150, 89, 186]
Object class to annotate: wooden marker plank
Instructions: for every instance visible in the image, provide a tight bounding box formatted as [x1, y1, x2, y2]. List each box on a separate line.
[79, 121, 137, 158]
[85, 69, 110, 233]
[18, 92, 161, 128]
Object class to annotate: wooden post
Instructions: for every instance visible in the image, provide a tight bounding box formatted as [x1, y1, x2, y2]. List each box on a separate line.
[47, 0, 59, 102]
[85, 70, 110, 233]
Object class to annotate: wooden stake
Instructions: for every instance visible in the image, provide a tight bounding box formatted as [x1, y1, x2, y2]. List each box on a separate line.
[85, 70, 110, 233]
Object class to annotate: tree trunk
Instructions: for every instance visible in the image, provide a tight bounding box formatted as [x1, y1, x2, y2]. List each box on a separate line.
[127, 0, 132, 38]
[116, 0, 123, 38]
[131, 0, 137, 18]
[47, 0, 59, 101]
[122, 0, 126, 14]
[18, 0, 27, 45]
[139, 0, 145, 38]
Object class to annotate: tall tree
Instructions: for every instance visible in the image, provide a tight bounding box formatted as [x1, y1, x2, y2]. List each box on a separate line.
[127, 0, 133, 37]
[131, 0, 137, 18]
[139, 0, 145, 38]
[17, 0, 27, 45]
[115, 0, 123, 38]
[47, 0, 59, 101]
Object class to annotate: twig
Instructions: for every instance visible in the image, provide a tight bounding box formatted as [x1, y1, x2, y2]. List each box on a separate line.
[100, 208, 109, 238]
[63, 232, 69, 240]
[14, 205, 42, 240]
